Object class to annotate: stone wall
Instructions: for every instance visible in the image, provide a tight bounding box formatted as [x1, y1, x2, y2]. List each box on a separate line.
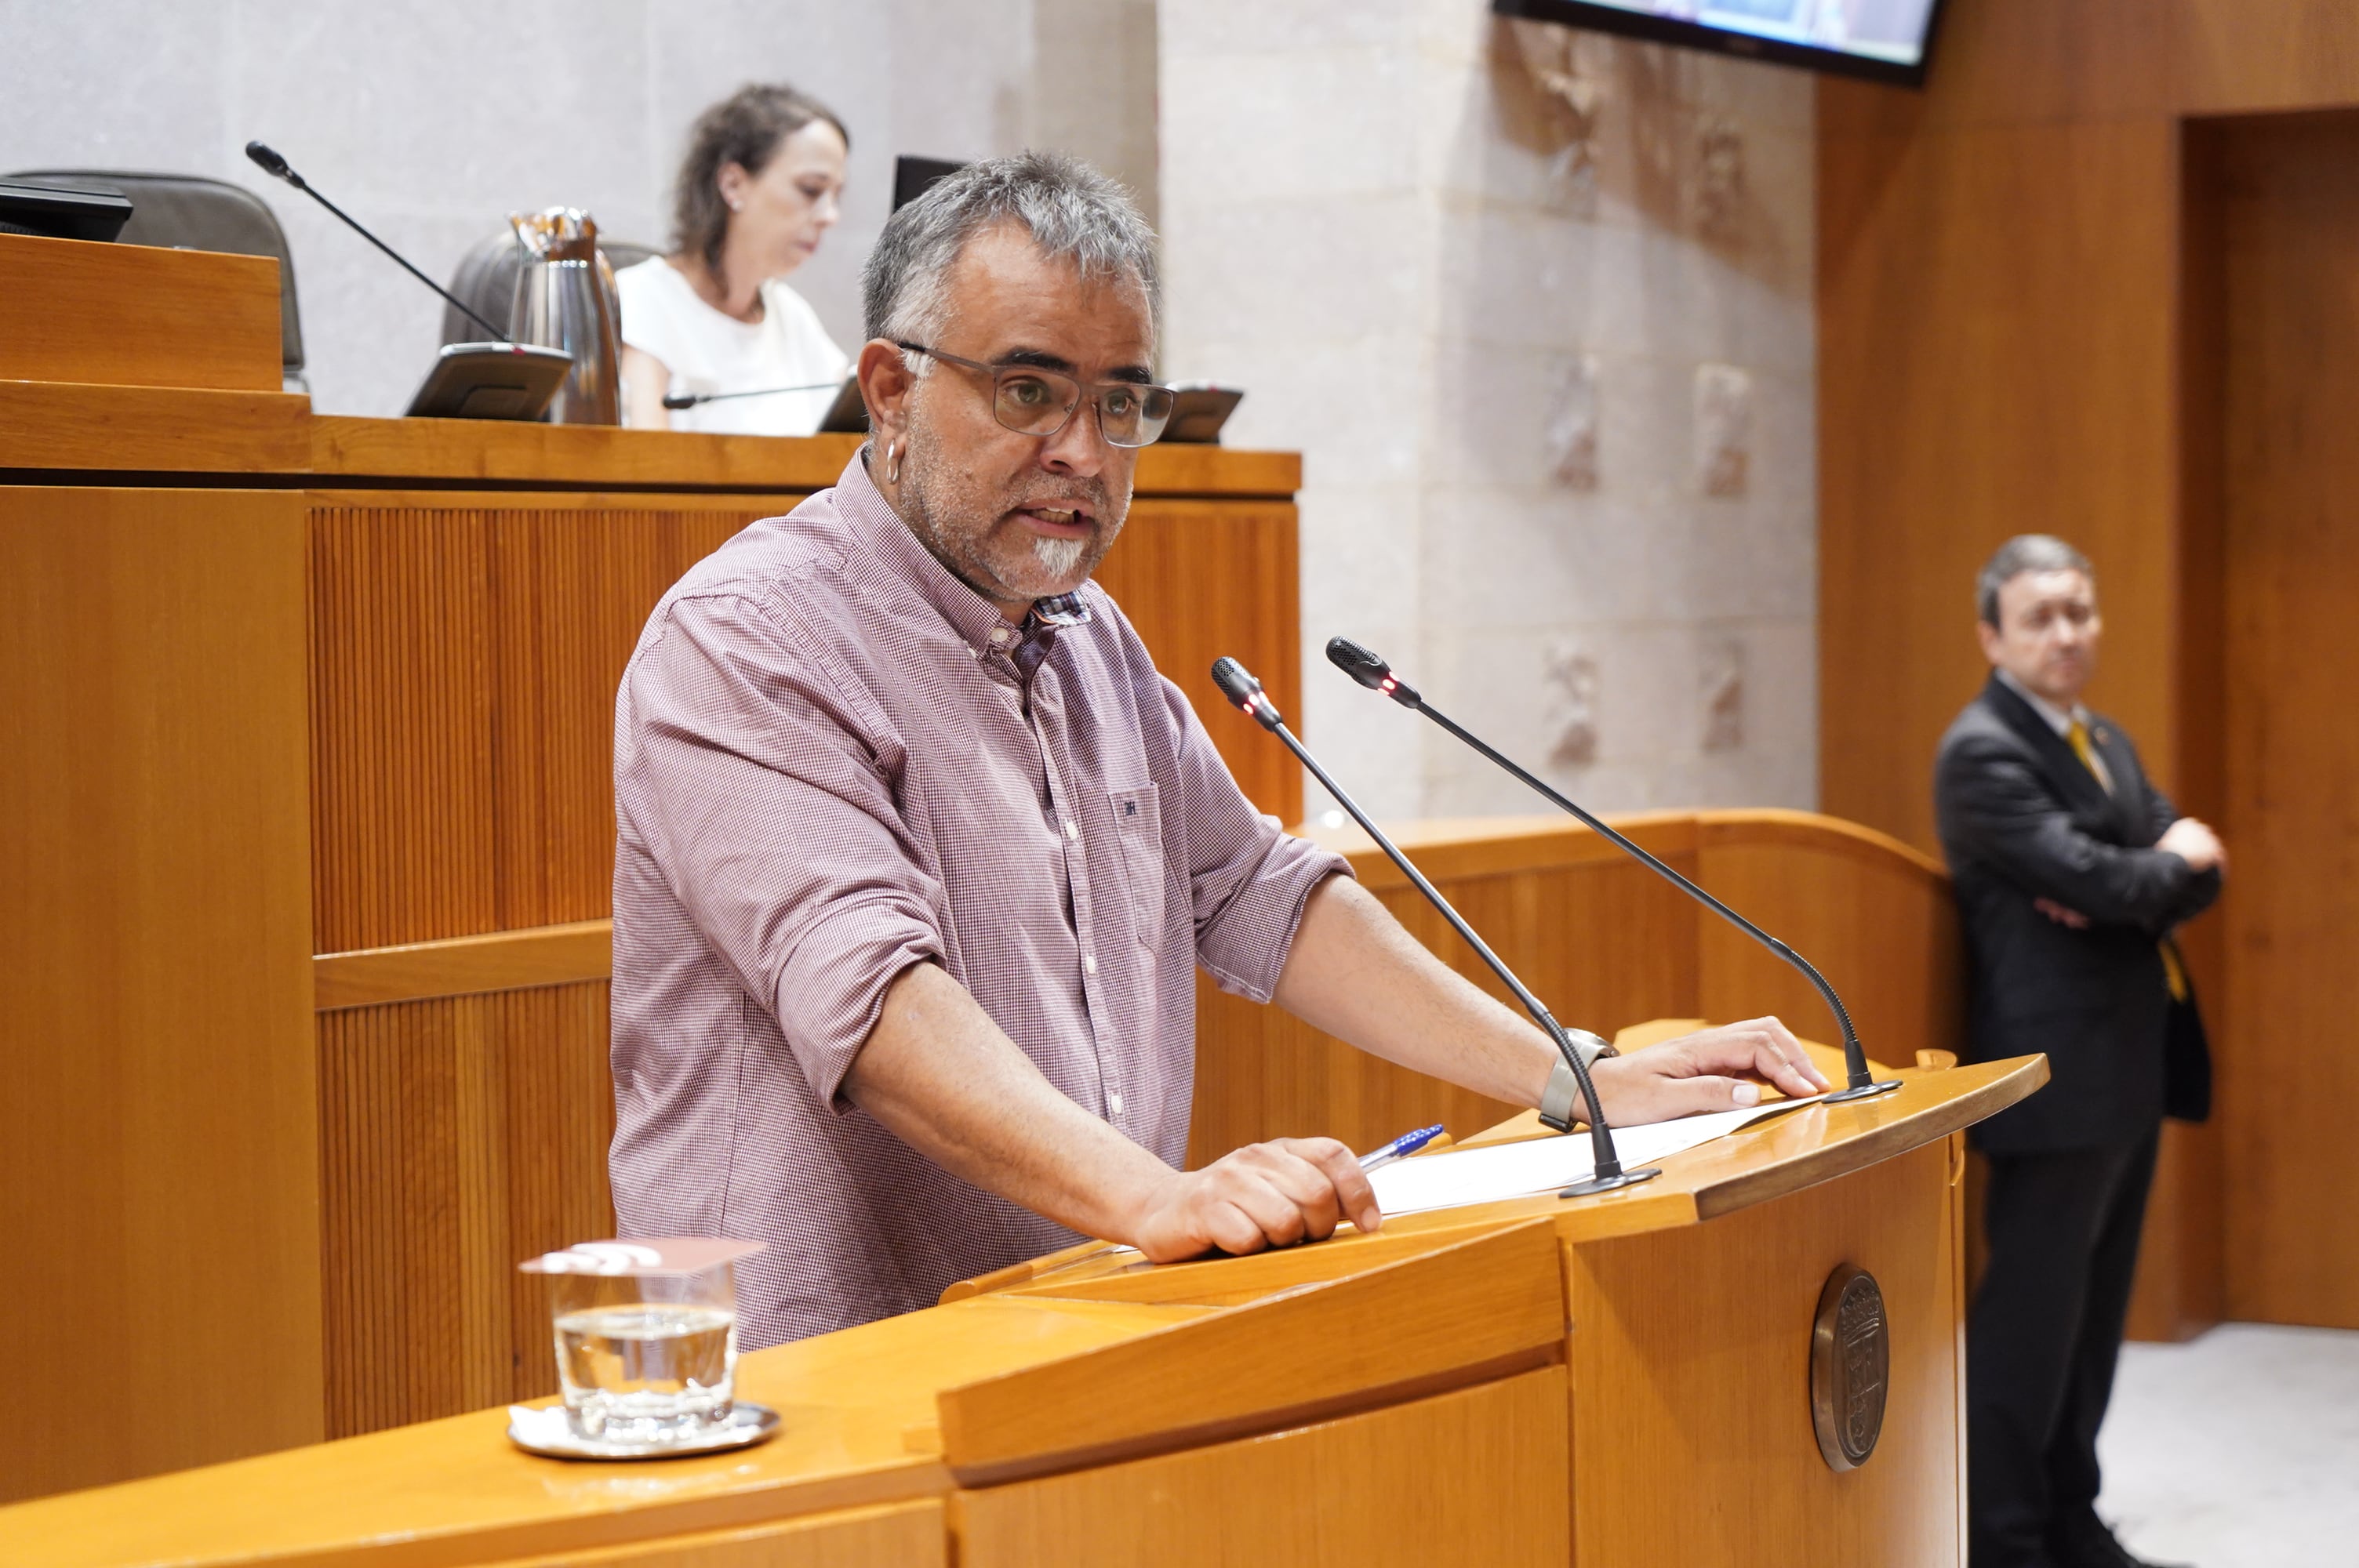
[1158, 3, 1818, 819]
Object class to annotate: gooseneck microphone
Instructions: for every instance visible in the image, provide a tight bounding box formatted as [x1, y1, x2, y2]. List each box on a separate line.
[245, 140, 510, 342]
[1209, 656, 1658, 1196]
[662, 379, 844, 411]
[1325, 637, 1903, 1104]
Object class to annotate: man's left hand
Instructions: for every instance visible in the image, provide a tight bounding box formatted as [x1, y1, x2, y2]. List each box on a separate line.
[1585, 1015, 1831, 1126]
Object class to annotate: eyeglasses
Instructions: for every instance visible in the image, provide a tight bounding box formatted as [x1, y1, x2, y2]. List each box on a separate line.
[894, 341, 1175, 448]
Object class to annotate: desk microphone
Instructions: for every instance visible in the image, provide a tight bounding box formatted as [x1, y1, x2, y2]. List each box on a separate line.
[662, 379, 843, 410]
[244, 141, 510, 342]
[1209, 656, 1658, 1196]
[1324, 637, 1903, 1104]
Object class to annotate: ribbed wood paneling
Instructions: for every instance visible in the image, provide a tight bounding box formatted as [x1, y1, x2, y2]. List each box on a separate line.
[307, 493, 1302, 955]
[1091, 499, 1303, 821]
[1191, 815, 1960, 1167]
[318, 981, 615, 1437]
[307, 495, 764, 953]
[1189, 851, 1703, 1167]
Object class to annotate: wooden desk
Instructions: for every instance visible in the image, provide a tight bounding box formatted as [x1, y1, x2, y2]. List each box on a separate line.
[0, 232, 1307, 1501]
[0, 1046, 2043, 1568]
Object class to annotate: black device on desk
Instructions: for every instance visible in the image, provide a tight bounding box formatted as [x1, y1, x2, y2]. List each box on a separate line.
[1161, 385, 1244, 444]
[892, 156, 965, 212]
[816, 376, 869, 433]
[0, 180, 133, 242]
[405, 342, 573, 420]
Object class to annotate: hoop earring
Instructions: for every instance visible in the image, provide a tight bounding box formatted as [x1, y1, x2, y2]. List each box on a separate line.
[885, 439, 903, 486]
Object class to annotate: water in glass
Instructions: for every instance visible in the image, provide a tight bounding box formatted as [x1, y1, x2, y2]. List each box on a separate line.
[554, 1301, 736, 1440]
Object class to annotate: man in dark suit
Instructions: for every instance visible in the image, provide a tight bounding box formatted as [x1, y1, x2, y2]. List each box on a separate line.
[1935, 535, 2224, 1568]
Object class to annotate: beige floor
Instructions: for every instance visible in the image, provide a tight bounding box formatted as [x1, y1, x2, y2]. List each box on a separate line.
[2097, 1323, 2359, 1566]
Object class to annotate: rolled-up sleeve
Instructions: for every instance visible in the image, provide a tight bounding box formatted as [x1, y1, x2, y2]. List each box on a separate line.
[617, 591, 944, 1107]
[1157, 676, 1351, 1000]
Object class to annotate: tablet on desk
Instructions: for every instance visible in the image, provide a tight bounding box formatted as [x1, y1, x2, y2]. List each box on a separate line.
[405, 342, 573, 421]
[1161, 384, 1244, 444]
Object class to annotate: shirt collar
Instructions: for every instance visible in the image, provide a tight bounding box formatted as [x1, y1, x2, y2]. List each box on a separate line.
[1994, 667, 2088, 736]
[830, 452, 1092, 660]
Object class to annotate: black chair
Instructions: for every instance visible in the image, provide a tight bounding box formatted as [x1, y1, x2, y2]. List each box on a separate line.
[6, 169, 307, 391]
[440, 230, 658, 347]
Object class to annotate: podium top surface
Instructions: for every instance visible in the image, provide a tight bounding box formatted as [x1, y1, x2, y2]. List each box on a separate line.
[0, 1052, 2040, 1567]
[965, 1046, 2044, 1301]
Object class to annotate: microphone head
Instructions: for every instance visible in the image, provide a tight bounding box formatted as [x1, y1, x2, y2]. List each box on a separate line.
[1325, 636, 1419, 706]
[660, 392, 698, 409]
[245, 141, 296, 183]
[1210, 656, 1282, 731]
[1325, 637, 1391, 689]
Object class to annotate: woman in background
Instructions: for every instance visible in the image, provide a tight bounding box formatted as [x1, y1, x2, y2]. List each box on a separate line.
[618, 83, 850, 434]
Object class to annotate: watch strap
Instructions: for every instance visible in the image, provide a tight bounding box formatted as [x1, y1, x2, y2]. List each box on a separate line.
[1538, 1029, 1619, 1132]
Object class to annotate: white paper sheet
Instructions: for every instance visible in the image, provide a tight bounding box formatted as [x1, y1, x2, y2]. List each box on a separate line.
[1367, 1094, 1826, 1216]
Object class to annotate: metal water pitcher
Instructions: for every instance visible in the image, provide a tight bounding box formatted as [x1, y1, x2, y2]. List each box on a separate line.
[508, 206, 621, 425]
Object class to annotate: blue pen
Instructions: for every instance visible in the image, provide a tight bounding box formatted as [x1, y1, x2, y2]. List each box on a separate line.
[1358, 1123, 1445, 1172]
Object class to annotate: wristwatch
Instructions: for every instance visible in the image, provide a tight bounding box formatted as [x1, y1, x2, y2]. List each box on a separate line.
[1538, 1028, 1619, 1133]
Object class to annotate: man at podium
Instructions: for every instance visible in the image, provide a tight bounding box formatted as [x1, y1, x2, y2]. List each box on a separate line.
[606, 151, 1830, 1348]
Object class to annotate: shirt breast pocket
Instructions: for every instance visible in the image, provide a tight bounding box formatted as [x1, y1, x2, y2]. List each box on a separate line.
[1108, 784, 1165, 947]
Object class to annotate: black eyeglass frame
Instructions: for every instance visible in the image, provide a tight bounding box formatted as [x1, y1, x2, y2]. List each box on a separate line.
[892, 339, 1176, 448]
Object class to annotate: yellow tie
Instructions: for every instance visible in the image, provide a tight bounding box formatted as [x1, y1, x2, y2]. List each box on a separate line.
[2070, 719, 2189, 1001]
[2066, 719, 2106, 789]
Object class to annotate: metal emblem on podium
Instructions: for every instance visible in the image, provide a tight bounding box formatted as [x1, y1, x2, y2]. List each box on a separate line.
[1810, 1264, 1889, 1471]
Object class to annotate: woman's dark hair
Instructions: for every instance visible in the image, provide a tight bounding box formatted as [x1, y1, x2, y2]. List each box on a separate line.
[670, 82, 849, 290]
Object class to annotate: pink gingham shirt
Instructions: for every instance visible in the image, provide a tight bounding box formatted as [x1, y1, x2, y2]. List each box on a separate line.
[609, 455, 1347, 1348]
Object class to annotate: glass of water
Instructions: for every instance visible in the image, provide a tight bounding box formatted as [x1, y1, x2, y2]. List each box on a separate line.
[522, 1238, 764, 1444]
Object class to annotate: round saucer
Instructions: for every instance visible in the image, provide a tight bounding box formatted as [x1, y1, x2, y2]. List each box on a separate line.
[505, 1399, 779, 1461]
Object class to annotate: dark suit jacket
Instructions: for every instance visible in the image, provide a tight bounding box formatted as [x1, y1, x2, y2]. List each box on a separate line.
[1933, 675, 2220, 1152]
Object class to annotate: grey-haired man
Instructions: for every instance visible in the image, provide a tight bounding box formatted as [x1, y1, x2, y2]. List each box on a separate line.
[608, 152, 1826, 1347]
[1937, 535, 2223, 1568]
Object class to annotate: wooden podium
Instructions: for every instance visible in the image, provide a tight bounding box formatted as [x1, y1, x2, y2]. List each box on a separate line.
[0, 1038, 2042, 1568]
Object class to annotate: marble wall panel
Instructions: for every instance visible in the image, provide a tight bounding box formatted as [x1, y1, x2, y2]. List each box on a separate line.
[1165, 0, 1817, 819]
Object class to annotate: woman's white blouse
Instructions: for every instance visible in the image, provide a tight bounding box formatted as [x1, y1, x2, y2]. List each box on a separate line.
[615, 257, 849, 436]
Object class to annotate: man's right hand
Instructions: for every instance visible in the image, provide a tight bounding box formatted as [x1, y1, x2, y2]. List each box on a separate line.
[2158, 817, 2227, 873]
[1129, 1137, 1381, 1262]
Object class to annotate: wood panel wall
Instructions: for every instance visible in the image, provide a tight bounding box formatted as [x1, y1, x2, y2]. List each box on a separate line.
[1818, 0, 2359, 1340]
[0, 487, 321, 1503]
[308, 495, 761, 950]
[307, 492, 1305, 952]
[1191, 811, 1959, 1167]
[318, 983, 614, 1437]
[2208, 114, 2359, 1330]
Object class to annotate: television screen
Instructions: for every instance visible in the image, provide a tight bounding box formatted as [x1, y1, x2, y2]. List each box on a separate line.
[1493, 0, 1948, 88]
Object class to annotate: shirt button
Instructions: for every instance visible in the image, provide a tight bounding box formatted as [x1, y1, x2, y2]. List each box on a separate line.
[1082, 953, 1098, 975]
[1063, 819, 1078, 840]
[1109, 1092, 1125, 1117]
[990, 627, 1011, 644]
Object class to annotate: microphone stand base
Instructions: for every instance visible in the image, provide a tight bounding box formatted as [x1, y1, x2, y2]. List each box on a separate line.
[1558, 1167, 1661, 1200]
[1823, 1077, 1905, 1105]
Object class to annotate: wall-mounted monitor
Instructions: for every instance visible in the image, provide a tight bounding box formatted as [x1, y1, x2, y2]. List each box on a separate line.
[1493, 0, 1949, 89]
